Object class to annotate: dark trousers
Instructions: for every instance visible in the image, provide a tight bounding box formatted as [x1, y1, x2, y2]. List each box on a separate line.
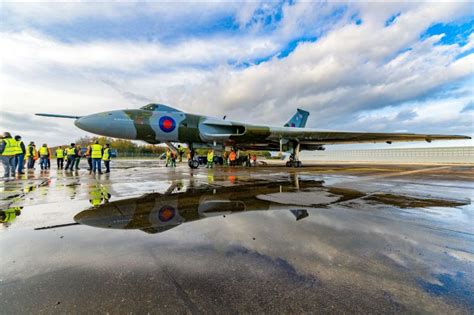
[40, 157, 48, 170]
[16, 154, 24, 173]
[74, 157, 81, 169]
[92, 158, 102, 173]
[65, 156, 76, 170]
[2, 156, 16, 177]
[104, 160, 110, 173]
[87, 157, 92, 170]
[57, 158, 64, 169]
[27, 157, 35, 169]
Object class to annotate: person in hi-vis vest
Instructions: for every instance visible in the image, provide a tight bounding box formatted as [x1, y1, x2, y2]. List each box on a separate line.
[102, 143, 111, 173]
[38, 144, 50, 170]
[64, 143, 77, 171]
[91, 140, 103, 174]
[56, 146, 65, 169]
[1, 132, 17, 178]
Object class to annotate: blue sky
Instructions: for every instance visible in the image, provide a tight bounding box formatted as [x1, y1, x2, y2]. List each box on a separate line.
[0, 1, 473, 148]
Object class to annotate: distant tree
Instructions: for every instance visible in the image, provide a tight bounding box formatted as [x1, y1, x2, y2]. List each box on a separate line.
[75, 136, 168, 154]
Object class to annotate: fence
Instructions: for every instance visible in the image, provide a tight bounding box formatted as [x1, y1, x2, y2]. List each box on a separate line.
[302, 146, 474, 164]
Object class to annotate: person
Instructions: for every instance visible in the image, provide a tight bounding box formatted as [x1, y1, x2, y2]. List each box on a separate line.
[0, 132, 17, 178]
[246, 153, 252, 167]
[74, 145, 82, 170]
[170, 150, 177, 167]
[47, 147, 52, 169]
[102, 143, 111, 173]
[229, 150, 237, 167]
[38, 143, 50, 170]
[206, 149, 214, 168]
[14, 135, 26, 174]
[251, 154, 257, 167]
[85, 144, 92, 171]
[56, 146, 64, 169]
[90, 140, 103, 174]
[25, 142, 37, 170]
[177, 145, 185, 163]
[222, 151, 228, 166]
[64, 143, 77, 171]
[165, 148, 171, 167]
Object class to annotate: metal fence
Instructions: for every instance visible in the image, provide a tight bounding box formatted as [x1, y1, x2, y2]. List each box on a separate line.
[302, 146, 474, 164]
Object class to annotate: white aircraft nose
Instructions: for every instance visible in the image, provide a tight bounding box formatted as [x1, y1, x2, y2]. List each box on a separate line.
[74, 113, 112, 135]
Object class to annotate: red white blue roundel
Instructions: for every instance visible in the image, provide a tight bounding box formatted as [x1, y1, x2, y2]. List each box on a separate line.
[159, 116, 176, 133]
[159, 206, 176, 222]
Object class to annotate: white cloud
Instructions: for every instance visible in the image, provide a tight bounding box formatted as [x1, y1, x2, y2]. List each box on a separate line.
[0, 1, 472, 148]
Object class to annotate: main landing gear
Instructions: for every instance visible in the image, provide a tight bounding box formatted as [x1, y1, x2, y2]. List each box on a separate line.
[286, 159, 302, 168]
[286, 142, 303, 168]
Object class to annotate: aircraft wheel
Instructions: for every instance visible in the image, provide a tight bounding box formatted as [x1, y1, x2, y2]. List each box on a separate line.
[286, 161, 292, 167]
[296, 161, 303, 168]
[188, 160, 199, 169]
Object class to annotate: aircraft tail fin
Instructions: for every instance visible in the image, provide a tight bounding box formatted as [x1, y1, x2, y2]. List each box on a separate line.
[284, 109, 309, 128]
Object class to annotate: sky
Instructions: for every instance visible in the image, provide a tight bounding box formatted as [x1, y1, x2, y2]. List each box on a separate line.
[0, 1, 473, 149]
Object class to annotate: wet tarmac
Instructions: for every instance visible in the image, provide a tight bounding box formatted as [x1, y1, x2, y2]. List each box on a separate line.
[0, 161, 473, 313]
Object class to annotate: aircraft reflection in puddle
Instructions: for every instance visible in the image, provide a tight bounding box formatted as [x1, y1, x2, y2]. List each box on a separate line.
[74, 178, 323, 234]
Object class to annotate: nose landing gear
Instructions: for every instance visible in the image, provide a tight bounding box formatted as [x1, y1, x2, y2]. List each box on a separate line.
[188, 159, 199, 169]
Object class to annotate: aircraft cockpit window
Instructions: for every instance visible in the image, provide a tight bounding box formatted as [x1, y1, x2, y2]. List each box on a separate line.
[140, 104, 182, 113]
[141, 104, 158, 111]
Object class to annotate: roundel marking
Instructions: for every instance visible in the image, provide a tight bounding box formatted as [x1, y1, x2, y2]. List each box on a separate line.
[159, 206, 176, 222]
[159, 116, 176, 133]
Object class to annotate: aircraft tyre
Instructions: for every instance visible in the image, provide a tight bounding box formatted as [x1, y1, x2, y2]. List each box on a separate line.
[188, 160, 199, 169]
[286, 161, 292, 167]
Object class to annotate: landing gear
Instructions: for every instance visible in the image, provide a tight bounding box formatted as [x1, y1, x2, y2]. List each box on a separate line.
[286, 160, 302, 168]
[188, 159, 199, 169]
[286, 142, 303, 167]
[187, 145, 199, 169]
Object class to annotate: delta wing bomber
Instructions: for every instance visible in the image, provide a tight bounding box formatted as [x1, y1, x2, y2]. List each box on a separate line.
[36, 103, 471, 168]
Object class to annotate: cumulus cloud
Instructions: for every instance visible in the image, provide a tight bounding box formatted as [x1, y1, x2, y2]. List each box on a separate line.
[0, 1, 472, 147]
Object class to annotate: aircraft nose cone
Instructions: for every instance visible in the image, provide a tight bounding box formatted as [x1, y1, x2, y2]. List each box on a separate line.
[75, 113, 111, 135]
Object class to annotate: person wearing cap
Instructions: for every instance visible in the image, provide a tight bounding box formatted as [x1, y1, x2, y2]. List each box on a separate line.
[90, 140, 103, 174]
[64, 143, 77, 171]
[0, 132, 17, 178]
[25, 141, 37, 170]
[38, 143, 50, 170]
[13, 135, 26, 175]
[74, 145, 82, 170]
[55, 146, 64, 169]
[102, 143, 111, 173]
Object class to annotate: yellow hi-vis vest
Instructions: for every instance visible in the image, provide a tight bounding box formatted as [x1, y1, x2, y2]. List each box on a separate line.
[13, 140, 23, 155]
[66, 148, 75, 156]
[207, 151, 214, 162]
[102, 148, 110, 161]
[39, 146, 49, 157]
[25, 145, 31, 157]
[91, 144, 102, 159]
[1, 138, 17, 156]
[56, 149, 64, 158]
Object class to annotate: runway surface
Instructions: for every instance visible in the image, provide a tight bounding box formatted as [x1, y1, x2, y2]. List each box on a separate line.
[1, 161, 473, 313]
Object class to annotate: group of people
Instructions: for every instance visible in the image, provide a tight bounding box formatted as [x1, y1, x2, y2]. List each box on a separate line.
[1, 132, 113, 178]
[164, 145, 187, 167]
[165, 146, 256, 169]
